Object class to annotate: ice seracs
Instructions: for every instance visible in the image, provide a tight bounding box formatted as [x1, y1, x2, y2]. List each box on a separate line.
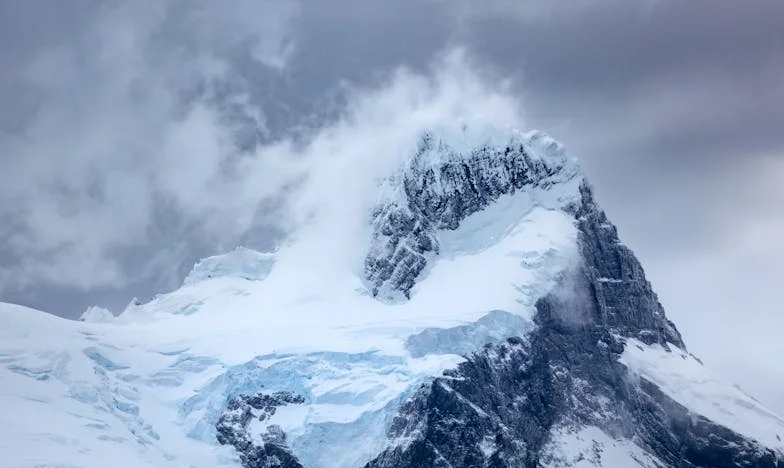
[79, 305, 115, 322]
[184, 246, 276, 286]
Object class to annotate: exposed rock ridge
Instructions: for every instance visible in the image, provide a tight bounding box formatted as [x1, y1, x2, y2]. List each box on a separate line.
[365, 131, 578, 300]
[216, 392, 306, 468]
[565, 182, 684, 348]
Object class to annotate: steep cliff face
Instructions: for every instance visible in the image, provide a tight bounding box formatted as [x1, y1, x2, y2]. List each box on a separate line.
[567, 183, 683, 348]
[365, 183, 782, 468]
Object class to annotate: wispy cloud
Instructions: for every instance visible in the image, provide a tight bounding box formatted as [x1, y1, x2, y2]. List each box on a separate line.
[0, 0, 298, 291]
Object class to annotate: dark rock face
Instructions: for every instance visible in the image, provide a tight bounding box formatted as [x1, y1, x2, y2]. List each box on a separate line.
[366, 184, 783, 468]
[402, 134, 566, 230]
[216, 392, 305, 468]
[365, 132, 577, 300]
[364, 201, 439, 300]
[566, 183, 683, 348]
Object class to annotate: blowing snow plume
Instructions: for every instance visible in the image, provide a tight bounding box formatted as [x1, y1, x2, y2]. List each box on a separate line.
[0, 25, 524, 313]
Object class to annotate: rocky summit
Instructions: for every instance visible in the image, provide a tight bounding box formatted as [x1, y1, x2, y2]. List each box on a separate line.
[365, 131, 579, 301]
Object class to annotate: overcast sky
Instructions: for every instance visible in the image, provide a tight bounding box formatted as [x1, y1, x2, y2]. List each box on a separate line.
[1, 0, 782, 414]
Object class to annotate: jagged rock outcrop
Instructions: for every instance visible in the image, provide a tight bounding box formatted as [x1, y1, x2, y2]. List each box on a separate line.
[365, 183, 781, 468]
[566, 183, 683, 348]
[365, 131, 578, 300]
[364, 200, 439, 300]
[216, 392, 305, 468]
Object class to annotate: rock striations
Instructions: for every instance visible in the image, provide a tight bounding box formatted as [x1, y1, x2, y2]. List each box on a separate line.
[364, 131, 579, 301]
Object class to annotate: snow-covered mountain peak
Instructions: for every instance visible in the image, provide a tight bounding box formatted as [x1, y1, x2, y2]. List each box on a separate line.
[79, 305, 115, 322]
[365, 127, 582, 301]
[401, 127, 578, 195]
[2, 126, 784, 467]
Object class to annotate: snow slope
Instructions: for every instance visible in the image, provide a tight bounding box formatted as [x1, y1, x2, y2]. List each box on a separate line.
[541, 426, 664, 468]
[620, 338, 784, 453]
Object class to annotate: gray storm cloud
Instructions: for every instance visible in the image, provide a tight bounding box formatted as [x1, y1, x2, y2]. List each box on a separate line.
[0, 0, 298, 292]
[0, 0, 782, 414]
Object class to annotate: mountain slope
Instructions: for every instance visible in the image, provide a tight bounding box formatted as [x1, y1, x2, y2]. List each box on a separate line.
[366, 182, 783, 468]
[0, 127, 782, 468]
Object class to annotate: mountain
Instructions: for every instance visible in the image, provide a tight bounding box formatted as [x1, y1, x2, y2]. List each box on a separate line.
[1, 127, 782, 468]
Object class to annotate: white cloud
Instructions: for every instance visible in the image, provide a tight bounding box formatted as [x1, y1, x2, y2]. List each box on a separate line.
[0, 17, 523, 298]
[272, 50, 525, 277]
[0, 0, 298, 292]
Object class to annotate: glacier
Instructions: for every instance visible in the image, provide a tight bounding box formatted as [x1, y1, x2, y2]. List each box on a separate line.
[1, 127, 783, 468]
